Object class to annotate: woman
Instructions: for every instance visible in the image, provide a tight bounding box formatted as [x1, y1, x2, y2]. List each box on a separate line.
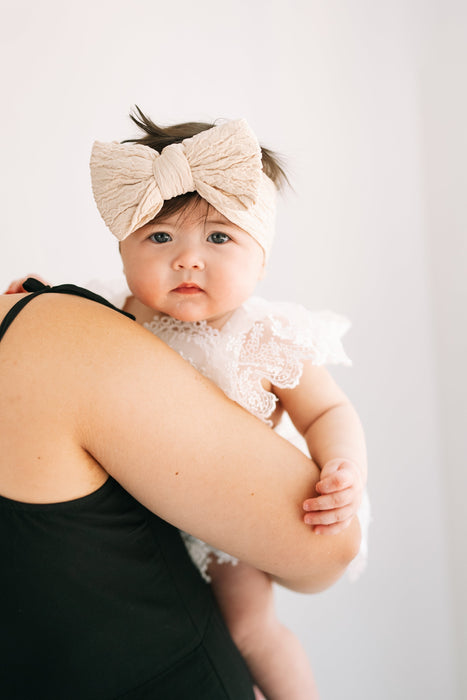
[0, 282, 360, 699]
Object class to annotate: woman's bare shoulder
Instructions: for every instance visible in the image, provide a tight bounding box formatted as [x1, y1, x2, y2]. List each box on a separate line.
[0, 290, 149, 352]
[0, 291, 157, 504]
[0, 292, 25, 316]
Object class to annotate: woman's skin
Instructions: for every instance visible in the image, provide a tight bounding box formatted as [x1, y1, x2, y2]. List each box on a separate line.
[0, 291, 360, 593]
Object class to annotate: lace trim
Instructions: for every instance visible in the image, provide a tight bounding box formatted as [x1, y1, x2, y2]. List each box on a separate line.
[225, 308, 351, 425]
[180, 532, 238, 582]
[144, 303, 351, 425]
[144, 315, 220, 344]
[144, 315, 221, 378]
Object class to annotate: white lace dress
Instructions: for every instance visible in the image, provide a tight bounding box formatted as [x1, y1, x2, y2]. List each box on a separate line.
[141, 296, 369, 582]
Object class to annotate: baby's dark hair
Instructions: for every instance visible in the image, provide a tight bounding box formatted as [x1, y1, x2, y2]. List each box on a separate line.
[122, 106, 289, 220]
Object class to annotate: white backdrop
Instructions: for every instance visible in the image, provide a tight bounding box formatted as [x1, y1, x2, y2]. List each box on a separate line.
[1, 1, 465, 698]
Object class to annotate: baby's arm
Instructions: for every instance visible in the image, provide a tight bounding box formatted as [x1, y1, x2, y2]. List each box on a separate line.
[4, 274, 49, 293]
[274, 362, 367, 535]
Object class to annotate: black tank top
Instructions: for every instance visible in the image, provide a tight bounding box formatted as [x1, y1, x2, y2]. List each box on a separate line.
[0, 280, 254, 699]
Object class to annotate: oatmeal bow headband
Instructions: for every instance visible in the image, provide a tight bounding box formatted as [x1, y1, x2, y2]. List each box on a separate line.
[90, 118, 276, 257]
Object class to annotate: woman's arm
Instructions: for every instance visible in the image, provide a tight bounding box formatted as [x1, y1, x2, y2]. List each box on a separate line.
[82, 301, 361, 591]
[1, 293, 361, 593]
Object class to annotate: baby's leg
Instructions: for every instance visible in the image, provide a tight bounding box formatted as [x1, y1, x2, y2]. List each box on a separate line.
[208, 560, 319, 700]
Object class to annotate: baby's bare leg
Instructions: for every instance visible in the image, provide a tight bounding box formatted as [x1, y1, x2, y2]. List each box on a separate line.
[208, 560, 319, 700]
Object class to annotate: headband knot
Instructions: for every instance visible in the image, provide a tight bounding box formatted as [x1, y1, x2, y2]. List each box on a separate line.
[152, 143, 194, 200]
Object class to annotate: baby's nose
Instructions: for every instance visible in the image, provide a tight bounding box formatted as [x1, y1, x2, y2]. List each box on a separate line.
[172, 247, 205, 270]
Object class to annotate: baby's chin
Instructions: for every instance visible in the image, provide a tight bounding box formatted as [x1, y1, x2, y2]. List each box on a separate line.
[157, 304, 205, 323]
[170, 310, 211, 324]
[171, 307, 234, 330]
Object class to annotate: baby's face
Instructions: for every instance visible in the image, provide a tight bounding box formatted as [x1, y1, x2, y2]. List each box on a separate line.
[119, 201, 264, 329]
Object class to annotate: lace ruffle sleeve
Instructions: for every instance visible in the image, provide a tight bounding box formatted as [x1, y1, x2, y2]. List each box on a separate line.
[141, 296, 351, 426]
[224, 297, 352, 424]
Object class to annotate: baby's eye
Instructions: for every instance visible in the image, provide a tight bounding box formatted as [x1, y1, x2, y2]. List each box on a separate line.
[149, 232, 172, 243]
[207, 232, 231, 244]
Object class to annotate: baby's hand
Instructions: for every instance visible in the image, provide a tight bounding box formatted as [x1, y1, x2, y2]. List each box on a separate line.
[302, 458, 363, 535]
[4, 274, 49, 294]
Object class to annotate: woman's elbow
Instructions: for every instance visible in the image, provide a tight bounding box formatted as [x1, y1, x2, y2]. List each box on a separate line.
[273, 516, 362, 594]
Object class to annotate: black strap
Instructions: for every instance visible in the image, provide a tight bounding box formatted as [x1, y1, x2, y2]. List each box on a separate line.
[0, 278, 135, 342]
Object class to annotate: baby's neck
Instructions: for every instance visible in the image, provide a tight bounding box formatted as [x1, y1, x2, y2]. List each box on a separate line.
[122, 296, 157, 326]
[122, 295, 235, 330]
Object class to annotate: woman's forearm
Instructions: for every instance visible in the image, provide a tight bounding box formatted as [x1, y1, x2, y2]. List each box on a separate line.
[86, 329, 362, 590]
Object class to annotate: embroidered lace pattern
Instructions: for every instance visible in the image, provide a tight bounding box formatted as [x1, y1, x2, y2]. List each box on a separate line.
[179, 533, 238, 583]
[144, 298, 351, 426]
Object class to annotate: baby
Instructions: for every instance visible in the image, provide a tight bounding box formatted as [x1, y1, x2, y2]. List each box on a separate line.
[12, 111, 368, 700]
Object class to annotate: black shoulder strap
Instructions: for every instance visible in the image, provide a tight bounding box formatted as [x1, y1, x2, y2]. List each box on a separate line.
[0, 278, 135, 342]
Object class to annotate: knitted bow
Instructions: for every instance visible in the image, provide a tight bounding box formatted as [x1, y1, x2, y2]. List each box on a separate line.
[90, 119, 263, 242]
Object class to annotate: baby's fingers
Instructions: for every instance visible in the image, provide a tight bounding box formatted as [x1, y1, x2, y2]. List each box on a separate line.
[303, 504, 355, 528]
[311, 517, 354, 536]
[316, 470, 354, 494]
[4, 278, 26, 294]
[303, 488, 353, 512]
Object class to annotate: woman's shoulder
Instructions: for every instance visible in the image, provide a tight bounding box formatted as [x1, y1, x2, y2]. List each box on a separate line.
[0, 286, 152, 375]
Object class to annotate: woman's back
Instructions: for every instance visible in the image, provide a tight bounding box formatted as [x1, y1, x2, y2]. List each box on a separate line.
[0, 476, 255, 698]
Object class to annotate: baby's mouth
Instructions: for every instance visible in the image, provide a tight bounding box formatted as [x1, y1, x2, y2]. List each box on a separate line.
[172, 283, 204, 295]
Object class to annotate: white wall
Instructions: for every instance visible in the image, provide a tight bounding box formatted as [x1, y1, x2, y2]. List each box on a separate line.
[421, 3, 467, 697]
[1, 1, 463, 697]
